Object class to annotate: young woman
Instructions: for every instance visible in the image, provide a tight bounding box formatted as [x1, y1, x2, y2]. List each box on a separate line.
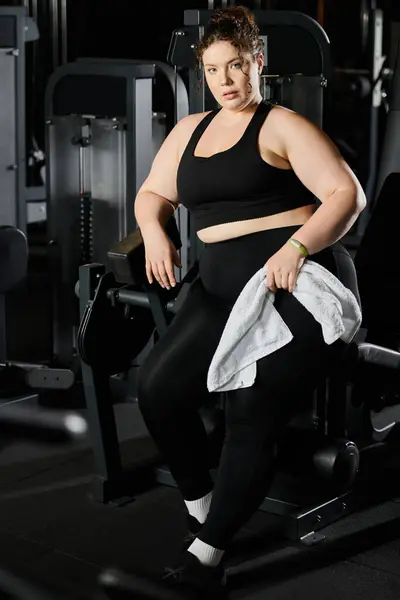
[113, 5, 365, 598]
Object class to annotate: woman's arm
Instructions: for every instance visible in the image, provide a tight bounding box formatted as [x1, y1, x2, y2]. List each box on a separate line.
[134, 122, 182, 239]
[269, 108, 367, 255]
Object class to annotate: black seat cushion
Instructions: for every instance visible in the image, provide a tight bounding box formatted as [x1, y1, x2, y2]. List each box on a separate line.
[0, 227, 28, 293]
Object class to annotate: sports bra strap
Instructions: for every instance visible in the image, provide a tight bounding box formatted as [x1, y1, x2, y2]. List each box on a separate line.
[238, 101, 274, 147]
[185, 109, 220, 154]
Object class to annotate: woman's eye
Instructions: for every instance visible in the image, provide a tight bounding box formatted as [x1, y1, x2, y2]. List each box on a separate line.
[232, 63, 242, 69]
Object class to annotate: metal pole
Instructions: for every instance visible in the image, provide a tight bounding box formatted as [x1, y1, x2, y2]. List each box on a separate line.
[60, 0, 68, 65]
[31, 0, 38, 22]
[50, 0, 59, 72]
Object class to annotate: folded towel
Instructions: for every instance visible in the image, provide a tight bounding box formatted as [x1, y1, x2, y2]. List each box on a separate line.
[207, 260, 362, 393]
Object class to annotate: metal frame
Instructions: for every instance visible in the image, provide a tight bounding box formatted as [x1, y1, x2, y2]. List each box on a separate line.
[46, 61, 155, 366]
[76, 58, 191, 279]
[184, 9, 332, 73]
[0, 7, 38, 232]
[45, 60, 189, 366]
[24, 0, 68, 70]
[356, 8, 385, 237]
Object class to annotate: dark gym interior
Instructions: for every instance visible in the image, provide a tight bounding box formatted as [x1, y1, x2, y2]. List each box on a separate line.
[1, 0, 400, 599]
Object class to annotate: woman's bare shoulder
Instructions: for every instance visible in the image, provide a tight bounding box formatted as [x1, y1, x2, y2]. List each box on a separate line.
[175, 111, 212, 154]
[178, 111, 212, 133]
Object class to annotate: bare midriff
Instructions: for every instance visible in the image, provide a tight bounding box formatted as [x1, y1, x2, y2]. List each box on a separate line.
[197, 204, 315, 244]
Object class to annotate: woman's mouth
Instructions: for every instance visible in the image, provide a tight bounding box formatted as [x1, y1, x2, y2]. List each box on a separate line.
[223, 92, 238, 100]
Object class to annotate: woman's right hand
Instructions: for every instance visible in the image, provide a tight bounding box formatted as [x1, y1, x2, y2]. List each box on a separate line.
[143, 227, 182, 289]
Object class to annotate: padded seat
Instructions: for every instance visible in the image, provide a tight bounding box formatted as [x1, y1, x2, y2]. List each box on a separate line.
[0, 226, 28, 293]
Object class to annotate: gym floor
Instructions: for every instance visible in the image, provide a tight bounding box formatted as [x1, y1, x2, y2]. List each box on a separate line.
[2, 245, 400, 599]
[0, 399, 400, 600]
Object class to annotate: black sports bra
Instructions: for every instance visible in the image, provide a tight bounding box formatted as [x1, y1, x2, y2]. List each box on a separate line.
[176, 101, 316, 232]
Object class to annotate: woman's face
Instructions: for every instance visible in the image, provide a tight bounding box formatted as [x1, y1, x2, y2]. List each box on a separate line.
[202, 40, 263, 111]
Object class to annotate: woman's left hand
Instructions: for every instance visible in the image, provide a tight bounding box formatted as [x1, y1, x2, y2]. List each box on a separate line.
[264, 242, 306, 294]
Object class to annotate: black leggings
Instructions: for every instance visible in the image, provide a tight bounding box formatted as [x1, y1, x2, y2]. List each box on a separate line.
[137, 226, 359, 550]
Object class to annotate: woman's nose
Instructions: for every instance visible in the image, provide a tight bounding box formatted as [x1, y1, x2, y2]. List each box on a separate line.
[221, 71, 232, 86]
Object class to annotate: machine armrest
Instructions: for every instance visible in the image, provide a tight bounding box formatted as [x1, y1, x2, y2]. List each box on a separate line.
[107, 216, 182, 285]
[341, 341, 400, 376]
[356, 342, 400, 371]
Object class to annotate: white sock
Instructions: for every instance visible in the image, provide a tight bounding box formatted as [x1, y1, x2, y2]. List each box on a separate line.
[184, 490, 213, 525]
[187, 538, 225, 567]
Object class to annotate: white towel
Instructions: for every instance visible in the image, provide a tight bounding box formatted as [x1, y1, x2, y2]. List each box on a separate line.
[207, 260, 362, 393]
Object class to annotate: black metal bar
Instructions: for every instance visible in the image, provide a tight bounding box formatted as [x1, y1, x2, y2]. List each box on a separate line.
[79, 265, 124, 483]
[142, 286, 170, 338]
[0, 294, 6, 364]
[106, 288, 176, 313]
[78, 263, 105, 318]
[81, 362, 124, 485]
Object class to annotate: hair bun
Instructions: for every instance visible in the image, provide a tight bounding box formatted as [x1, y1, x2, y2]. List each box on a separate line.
[195, 5, 263, 67]
[209, 5, 256, 28]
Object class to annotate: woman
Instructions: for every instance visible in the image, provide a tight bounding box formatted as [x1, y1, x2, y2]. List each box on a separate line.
[112, 6, 365, 599]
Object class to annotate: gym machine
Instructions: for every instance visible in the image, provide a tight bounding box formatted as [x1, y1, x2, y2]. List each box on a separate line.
[0, 6, 40, 232]
[0, 226, 74, 404]
[76, 10, 400, 544]
[45, 59, 189, 368]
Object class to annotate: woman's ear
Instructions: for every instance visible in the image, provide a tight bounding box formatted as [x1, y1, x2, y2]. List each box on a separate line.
[257, 52, 264, 75]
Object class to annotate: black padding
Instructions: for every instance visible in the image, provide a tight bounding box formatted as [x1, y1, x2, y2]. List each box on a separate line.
[53, 74, 127, 117]
[108, 217, 182, 286]
[77, 271, 155, 376]
[355, 173, 400, 331]
[0, 226, 28, 293]
[356, 342, 400, 371]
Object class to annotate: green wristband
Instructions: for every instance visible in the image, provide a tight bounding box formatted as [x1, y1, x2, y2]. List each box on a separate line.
[288, 238, 309, 258]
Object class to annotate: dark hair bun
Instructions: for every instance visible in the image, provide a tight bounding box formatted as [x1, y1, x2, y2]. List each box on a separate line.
[195, 5, 263, 66]
[209, 5, 256, 28]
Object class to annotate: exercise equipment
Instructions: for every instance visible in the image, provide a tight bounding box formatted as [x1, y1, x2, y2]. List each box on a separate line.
[0, 226, 74, 400]
[45, 58, 189, 368]
[77, 173, 400, 542]
[0, 6, 40, 232]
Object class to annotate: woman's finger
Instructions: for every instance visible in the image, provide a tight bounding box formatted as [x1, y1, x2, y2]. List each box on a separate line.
[157, 262, 170, 289]
[280, 270, 290, 291]
[165, 260, 177, 288]
[275, 269, 283, 289]
[152, 264, 163, 287]
[288, 272, 297, 293]
[266, 270, 277, 292]
[145, 261, 153, 285]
